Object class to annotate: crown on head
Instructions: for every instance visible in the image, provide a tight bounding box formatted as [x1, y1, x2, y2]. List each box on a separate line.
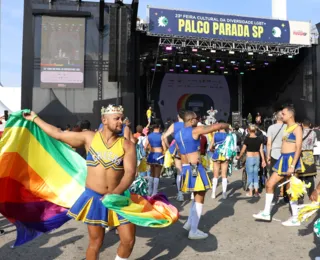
[101, 104, 124, 115]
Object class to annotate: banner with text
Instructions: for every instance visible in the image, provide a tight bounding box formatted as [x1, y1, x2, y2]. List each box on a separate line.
[147, 7, 311, 46]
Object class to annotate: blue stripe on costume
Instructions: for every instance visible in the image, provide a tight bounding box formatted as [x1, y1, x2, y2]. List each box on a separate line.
[272, 152, 305, 176]
[67, 187, 129, 227]
[147, 152, 164, 165]
[212, 152, 227, 161]
[181, 164, 212, 192]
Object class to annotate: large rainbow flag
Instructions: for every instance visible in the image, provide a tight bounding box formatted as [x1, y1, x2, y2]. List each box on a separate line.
[0, 110, 178, 247]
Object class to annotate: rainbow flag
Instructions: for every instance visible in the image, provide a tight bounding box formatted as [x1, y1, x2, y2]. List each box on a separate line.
[0, 110, 87, 246]
[0, 110, 178, 247]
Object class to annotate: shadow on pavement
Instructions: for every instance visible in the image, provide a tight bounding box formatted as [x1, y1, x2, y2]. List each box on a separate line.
[1, 228, 83, 260]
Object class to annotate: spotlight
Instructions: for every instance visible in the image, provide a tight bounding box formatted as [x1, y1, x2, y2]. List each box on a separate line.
[210, 50, 216, 53]
[169, 69, 174, 72]
[162, 58, 168, 61]
[229, 51, 235, 54]
[246, 61, 251, 65]
[192, 48, 198, 52]
[264, 62, 269, 66]
[200, 59, 206, 62]
[220, 66, 224, 69]
[176, 64, 181, 67]
[216, 59, 221, 63]
[234, 67, 239, 70]
[182, 59, 188, 62]
[192, 65, 197, 68]
[151, 68, 155, 71]
[224, 71, 228, 74]
[197, 70, 202, 73]
[230, 61, 236, 64]
[251, 68, 256, 71]
[184, 69, 189, 72]
[240, 72, 244, 75]
[165, 46, 172, 51]
[248, 52, 254, 55]
[156, 64, 161, 67]
[268, 53, 273, 57]
[206, 66, 211, 69]
[210, 71, 215, 74]
[288, 55, 293, 58]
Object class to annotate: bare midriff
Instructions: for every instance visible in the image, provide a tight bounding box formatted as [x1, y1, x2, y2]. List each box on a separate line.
[247, 151, 260, 157]
[180, 151, 200, 165]
[150, 147, 163, 153]
[281, 141, 296, 154]
[86, 165, 124, 195]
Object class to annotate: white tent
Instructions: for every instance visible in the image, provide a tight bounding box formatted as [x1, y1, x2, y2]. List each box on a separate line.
[0, 87, 21, 132]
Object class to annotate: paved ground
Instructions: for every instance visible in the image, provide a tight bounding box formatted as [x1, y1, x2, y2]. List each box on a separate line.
[1, 170, 320, 260]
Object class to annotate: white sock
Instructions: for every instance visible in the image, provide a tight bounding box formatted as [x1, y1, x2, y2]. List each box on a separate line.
[263, 193, 274, 214]
[191, 202, 203, 233]
[186, 201, 195, 225]
[176, 174, 182, 192]
[211, 178, 218, 195]
[148, 177, 154, 196]
[290, 200, 299, 219]
[115, 255, 127, 260]
[222, 178, 228, 193]
[152, 178, 159, 195]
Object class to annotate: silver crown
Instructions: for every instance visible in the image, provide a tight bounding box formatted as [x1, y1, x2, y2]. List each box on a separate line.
[101, 104, 124, 115]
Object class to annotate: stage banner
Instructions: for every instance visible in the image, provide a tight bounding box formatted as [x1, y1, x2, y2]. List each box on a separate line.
[147, 7, 311, 46]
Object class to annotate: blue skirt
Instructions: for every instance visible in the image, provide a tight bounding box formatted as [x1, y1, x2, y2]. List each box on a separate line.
[147, 152, 164, 165]
[212, 151, 227, 161]
[181, 164, 212, 192]
[67, 187, 129, 228]
[272, 152, 305, 176]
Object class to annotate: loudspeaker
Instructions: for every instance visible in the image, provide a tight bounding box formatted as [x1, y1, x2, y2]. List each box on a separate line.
[99, 0, 105, 32]
[108, 6, 118, 82]
[232, 112, 242, 126]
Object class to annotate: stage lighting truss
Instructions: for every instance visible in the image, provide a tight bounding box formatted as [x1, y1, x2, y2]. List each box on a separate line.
[158, 37, 303, 56]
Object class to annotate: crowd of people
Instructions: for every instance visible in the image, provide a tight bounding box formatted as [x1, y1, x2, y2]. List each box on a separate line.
[1, 104, 320, 259]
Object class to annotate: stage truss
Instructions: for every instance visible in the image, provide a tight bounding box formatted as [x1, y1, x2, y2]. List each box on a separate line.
[157, 37, 303, 56]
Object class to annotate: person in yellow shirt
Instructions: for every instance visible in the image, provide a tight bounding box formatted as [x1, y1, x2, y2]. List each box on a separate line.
[146, 107, 152, 127]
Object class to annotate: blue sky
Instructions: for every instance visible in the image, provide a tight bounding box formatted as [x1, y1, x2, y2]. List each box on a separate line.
[1, 0, 319, 87]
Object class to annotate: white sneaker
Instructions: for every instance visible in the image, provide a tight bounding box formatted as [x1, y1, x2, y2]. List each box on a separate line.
[191, 193, 194, 200]
[281, 217, 301, 227]
[211, 191, 216, 199]
[188, 229, 208, 240]
[176, 192, 184, 202]
[222, 192, 227, 199]
[253, 211, 271, 221]
[183, 222, 191, 231]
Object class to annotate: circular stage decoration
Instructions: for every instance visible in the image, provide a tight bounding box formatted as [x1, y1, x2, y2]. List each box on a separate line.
[158, 74, 230, 123]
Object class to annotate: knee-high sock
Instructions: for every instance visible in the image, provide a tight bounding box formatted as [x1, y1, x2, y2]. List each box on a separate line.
[176, 174, 182, 192]
[148, 177, 154, 196]
[191, 202, 203, 233]
[222, 178, 228, 193]
[263, 193, 274, 214]
[290, 200, 299, 219]
[212, 178, 218, 195]
[115, 255, 128, 260]
[152, 178, 160, 195]
[186, 201, 195, 225]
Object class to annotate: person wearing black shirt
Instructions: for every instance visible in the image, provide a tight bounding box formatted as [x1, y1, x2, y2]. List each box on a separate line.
[237, 124, 266, 197]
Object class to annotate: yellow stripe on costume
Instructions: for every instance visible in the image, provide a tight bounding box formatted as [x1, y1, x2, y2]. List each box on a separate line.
[181, 171, 189, 193]
[1, 127, 84, 207]
[72, 197, 93, 221]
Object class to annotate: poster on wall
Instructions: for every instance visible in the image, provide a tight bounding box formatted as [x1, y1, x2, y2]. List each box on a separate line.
[40, 16, 86, 88]
[147, 7, 311, 46]
[158, 74, 230, 123]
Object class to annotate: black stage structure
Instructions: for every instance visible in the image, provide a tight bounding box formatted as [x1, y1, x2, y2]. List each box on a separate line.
[21, 1, 320, 128]
[21, 0, 140, 128]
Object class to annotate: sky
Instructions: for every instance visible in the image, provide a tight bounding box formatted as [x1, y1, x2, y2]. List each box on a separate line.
[0, 0, 319, 87]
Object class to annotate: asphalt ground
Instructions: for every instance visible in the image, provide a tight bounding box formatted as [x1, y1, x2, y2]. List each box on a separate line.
[1, 170, 320, 260]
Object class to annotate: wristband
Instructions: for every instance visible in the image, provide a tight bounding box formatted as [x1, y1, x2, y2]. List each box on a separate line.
[32, 115, 38, 122]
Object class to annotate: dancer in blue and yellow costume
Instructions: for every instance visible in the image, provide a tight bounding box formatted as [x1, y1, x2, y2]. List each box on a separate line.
[144, 119, 165, 196]
[175, 111, 229, 239]
[162, 109, 186, 202]
[209, 121, 229, 199]
[254, 105, 305, 227]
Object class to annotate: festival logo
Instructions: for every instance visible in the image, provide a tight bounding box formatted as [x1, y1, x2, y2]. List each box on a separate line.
[158, 16, 169, 27]
[272, 27, 282, 38]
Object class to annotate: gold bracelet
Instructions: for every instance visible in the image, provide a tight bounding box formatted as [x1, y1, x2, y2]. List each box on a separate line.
[32, 115, 38, 122]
